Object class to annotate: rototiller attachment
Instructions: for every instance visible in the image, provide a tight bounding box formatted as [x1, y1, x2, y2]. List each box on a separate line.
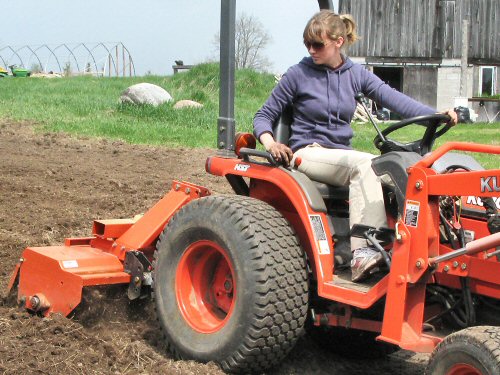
[7, 181, 210, 316]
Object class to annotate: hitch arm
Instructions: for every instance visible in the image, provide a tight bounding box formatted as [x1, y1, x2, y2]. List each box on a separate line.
[429, 232, 500, 266]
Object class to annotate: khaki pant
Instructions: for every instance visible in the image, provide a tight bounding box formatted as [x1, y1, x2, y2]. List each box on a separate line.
[292, 144, 387, 250]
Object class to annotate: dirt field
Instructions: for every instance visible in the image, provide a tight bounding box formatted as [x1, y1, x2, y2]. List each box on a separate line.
[0, 120, 429, 374]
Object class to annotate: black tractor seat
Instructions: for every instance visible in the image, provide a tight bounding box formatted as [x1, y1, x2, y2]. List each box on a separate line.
[372, 150, 485, 216]
[313, 182, 350, 200]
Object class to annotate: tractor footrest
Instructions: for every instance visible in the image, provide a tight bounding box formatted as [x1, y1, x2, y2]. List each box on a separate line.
[330, 268, 387, 293]
[15, 244, 130, 316]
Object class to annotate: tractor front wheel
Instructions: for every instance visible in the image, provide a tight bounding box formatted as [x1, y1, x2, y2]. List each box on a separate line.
[426, 326, 500, 375]
[153, 195, 309, 373]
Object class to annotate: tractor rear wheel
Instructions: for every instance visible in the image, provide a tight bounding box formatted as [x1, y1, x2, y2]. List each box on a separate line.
[426, 326, 500, 375]
[153, 195, 309, 373]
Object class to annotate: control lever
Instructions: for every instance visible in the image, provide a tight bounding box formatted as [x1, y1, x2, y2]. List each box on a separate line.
[354, 93, 387, 143]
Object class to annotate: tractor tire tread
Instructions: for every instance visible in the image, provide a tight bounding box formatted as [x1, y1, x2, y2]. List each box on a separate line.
[426, 325, 500, 375]
[152, 195, 309, 373]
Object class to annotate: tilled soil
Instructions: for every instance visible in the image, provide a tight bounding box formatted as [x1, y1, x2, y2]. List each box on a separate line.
[0, 120, 429, 374]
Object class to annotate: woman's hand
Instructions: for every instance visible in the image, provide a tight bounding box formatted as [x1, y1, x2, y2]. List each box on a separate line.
[442, 109, 458, 126]
[268, 142, 294, 165]
[259, 133, 294, 166]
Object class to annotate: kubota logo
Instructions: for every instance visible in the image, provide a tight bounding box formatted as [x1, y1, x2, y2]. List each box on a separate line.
[480, 176, 500, 193]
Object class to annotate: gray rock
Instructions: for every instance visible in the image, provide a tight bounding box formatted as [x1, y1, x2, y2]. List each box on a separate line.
[120, 83, 172, 106]
[173, 100, 203, 109]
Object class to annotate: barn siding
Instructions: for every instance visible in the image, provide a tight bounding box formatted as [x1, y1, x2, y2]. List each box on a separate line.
[339, 0, 500, 64]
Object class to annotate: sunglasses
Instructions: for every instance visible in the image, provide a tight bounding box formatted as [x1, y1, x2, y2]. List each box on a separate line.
[303, 40, 333, 50]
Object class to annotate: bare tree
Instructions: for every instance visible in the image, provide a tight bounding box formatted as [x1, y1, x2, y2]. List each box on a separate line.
[213, 12, 272, 71]
[30, 63, 43, 74]
[63, 61, 72, 77]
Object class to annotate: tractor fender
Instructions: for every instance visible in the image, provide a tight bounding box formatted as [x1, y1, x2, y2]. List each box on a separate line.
[207, 156, 334, 283]
[279, 167, 328, 213]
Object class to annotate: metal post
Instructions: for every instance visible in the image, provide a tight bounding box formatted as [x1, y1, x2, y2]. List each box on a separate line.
[217, 0, 236, 156]
[122, 44, 126, 77]
[317, 0, 334, 10]
[116, 46, 119, 77]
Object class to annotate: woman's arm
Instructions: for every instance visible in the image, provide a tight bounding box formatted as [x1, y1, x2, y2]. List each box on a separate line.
[253, 69, 297, 141]
[253, 68, 298, 165]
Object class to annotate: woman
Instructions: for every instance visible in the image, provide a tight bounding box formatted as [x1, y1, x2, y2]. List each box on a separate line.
[253, 10, 458, 282]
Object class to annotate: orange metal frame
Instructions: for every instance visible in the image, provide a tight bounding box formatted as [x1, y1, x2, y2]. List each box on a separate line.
[207, 142, 500, 352]
[378, 143, 500, 351]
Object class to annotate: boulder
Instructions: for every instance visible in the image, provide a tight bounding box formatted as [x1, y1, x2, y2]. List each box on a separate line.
[30, 72, 62, 78]
[120, 83, 172, 106]
[173, 100, 203, 109]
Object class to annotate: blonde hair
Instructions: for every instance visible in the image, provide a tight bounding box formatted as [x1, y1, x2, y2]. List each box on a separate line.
[303, 10, 359, 47]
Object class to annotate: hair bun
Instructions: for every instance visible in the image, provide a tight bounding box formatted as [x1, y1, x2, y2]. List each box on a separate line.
[339, 14, 359, 45]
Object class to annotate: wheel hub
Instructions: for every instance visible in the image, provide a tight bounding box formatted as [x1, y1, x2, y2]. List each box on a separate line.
[447, 363, 482, 375]
[176, 240, 236, 333]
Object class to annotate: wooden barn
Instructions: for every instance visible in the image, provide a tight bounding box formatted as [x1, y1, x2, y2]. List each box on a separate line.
[338, 0, 500, 120]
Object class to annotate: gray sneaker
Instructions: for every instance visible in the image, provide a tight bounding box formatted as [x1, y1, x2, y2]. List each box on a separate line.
[351, 247, 384, 282]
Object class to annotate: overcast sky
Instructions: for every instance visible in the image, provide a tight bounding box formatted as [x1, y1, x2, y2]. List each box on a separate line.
[1, 0, 339, 76]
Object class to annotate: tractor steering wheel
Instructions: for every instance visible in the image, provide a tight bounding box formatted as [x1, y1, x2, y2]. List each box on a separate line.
[374, 113, 451, 156]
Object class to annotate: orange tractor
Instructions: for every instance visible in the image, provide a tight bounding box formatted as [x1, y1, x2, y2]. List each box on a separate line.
[7, 1, 500, 374]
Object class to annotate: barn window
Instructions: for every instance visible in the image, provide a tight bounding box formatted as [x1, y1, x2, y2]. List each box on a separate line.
[479, 66, 496, 96]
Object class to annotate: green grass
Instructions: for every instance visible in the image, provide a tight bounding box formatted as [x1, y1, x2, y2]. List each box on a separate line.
[352, 120, 499, 168]
[0, 63, 273, 148]
[0, 63, 498, 167]
[480, 93, 500, 99]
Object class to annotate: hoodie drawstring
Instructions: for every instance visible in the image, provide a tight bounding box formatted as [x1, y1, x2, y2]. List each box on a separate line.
[336, 70, 341, 125]
[328, 70, 341, 129]
[326, 70, 331, 127]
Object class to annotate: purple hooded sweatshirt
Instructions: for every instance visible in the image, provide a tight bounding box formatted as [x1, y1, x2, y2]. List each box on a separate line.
[253, 56, 436, 152]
